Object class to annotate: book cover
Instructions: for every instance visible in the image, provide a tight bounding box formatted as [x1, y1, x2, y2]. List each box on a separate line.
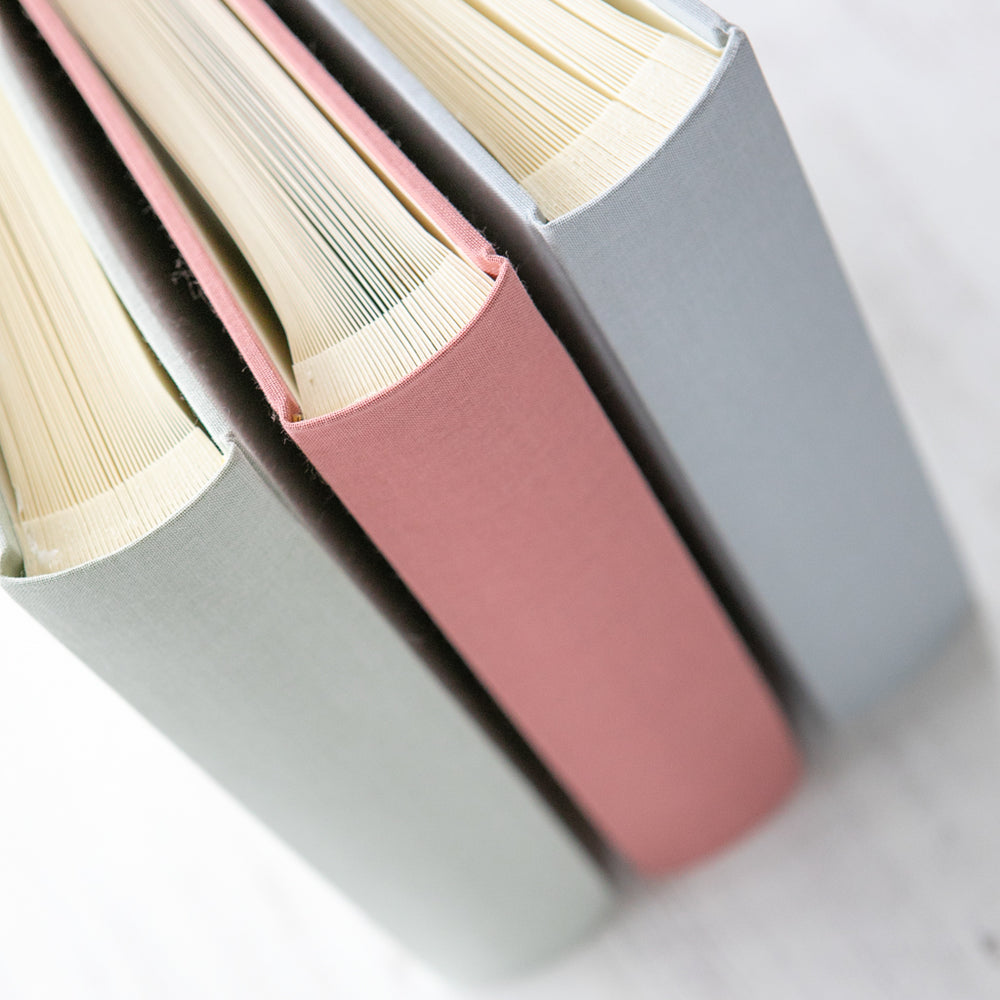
[19, 0, 800, 874]
[0, 8, 613, 979]
[273, 0, 970, 717]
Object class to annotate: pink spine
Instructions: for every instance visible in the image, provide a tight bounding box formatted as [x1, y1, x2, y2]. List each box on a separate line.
[24, 0, 800, 871]
[291, 263, 799, 870]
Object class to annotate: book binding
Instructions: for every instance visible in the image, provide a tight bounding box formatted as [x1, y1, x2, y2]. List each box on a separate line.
[17, 0, 800, 873]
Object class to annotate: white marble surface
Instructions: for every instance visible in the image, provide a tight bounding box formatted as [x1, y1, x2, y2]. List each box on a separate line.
[2, 1, 999, 996]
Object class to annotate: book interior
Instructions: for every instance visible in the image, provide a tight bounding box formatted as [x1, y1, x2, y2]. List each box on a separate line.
[0, 88, 222, 576]
[51, 0, 495, 420]
[336, 0, 722, 219]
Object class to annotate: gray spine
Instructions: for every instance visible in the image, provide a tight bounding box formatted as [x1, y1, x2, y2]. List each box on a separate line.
[0, 12, 611, 979]
[276, 0, 969, 717]
[1, 447, 610, 979]
[540, 31, 968, 715]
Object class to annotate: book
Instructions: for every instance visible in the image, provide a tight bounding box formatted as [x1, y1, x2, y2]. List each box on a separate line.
[272, 0, 971, 717]
[0, 8, 615, 980]
[0, 84, 223, 575]
[19, 0, 801, 875]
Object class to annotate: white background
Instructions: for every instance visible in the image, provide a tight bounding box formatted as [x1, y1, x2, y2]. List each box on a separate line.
[2, 0, 999, 996]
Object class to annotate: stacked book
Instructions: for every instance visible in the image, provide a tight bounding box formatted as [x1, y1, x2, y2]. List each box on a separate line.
[0, 0, 967, 981]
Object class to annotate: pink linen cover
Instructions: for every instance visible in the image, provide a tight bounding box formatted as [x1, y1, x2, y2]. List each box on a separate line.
[24, 0, 801, 872]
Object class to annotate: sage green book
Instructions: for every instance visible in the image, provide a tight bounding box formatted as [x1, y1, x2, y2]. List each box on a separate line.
[0, 8, 610, 980]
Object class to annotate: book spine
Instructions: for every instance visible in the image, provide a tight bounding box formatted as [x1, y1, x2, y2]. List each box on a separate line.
[280, 0, 969, 717]
[538, 28, 969, 715]
[0, 444, 612, 979]
[21, 0, 799, 871]
[289, 262, 800, 872]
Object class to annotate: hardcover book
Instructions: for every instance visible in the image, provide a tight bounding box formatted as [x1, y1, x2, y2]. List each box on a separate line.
[0, 8, 613, 979]
[15, 0, 801, 876]
[271, 0, 970, 717]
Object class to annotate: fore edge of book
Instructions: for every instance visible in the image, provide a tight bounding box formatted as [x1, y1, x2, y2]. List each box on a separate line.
[280, 256, 519, 437]
[25, 0, 505, 428]
[534, 21, 746, 232]
[226, 0, 500, 273]
[528, 0, 738, 227]
[0, 39, 310, 586]
[0, 32, 235, 448]
[0, 437, 242, 587]
[276, 0, 740, 231]
[0, 59, 238, 582]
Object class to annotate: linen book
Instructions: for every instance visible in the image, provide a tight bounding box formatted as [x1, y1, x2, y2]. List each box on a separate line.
[21, 0, 801, 875]
[272, 0, 971, 717]
[0, 11, 615, 981]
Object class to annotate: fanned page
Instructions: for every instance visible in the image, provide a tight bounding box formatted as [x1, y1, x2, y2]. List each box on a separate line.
[334, 0, 720, 219]
[0, 87, 221, 576]
[49, 0, 494, 419]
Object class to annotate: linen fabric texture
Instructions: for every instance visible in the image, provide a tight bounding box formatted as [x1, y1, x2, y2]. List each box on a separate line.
[0, 445, 611, 980]
[0, 8, 614, 980]
[273, 0, 969, 717]
[19, 0, 801, 874]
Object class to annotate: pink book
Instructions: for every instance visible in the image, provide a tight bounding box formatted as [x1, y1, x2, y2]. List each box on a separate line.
[24, 0, 800, 873]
